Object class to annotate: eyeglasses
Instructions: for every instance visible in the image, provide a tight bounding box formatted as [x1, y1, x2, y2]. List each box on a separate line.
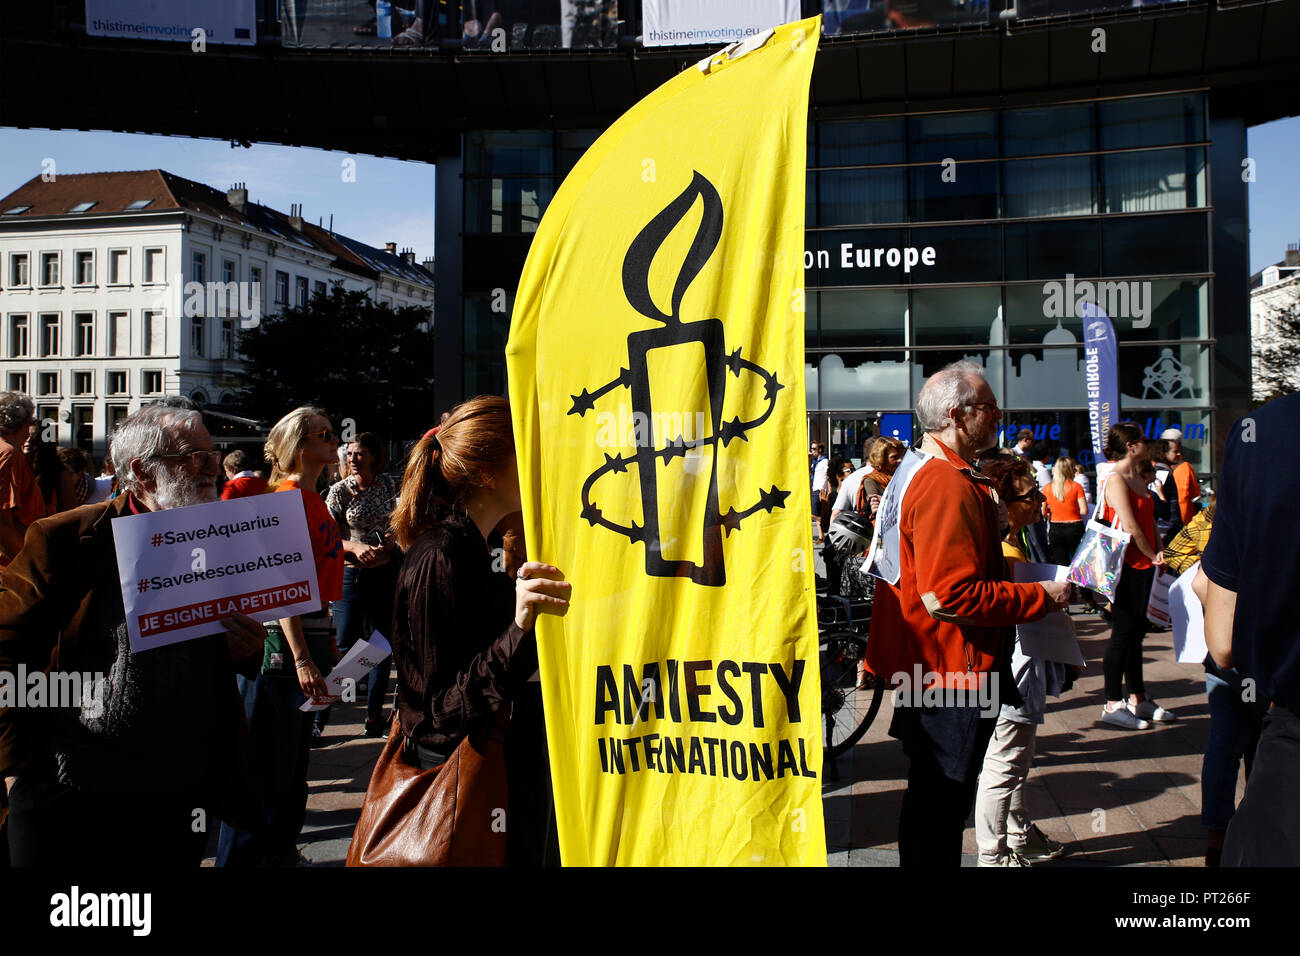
[1004, 489, 1045, 504]
[151, 448, 222, 468]
[310, 428, 338, 443]
[963, 401, 1000, 412]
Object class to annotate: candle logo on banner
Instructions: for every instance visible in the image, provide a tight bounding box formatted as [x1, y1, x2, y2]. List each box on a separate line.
[567, 172, 789, 587]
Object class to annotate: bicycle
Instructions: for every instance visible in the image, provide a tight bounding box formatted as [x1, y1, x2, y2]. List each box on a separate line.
[816, 585, 885, 762]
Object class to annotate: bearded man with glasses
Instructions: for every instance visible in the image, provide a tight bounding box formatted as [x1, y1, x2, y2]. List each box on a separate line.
[0, 402, 265, 865]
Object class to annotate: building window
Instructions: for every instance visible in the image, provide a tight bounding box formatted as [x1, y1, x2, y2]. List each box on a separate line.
[40, 253, 59, 287]
[144, 310, 165, 356]
[108, 249, 128, 284]
[142, 370, 163, 394]
[222, 259, 236, 284]
[8, 315, 28, 358]
[107, 311, 129, 356]
[72, 406, 93, 450]
[107, 370, 128, 394]
[9, 253, 29, 287]
[313, 280, 326, 298]
[38, 371, 58, 396]
[39, 314, 60, 357]
[191, 315, 205, 357]
[74, 313, 94, 357]
[274, 271, 289, 305]
[191, 251, 206, 284]
[250, 265, 263, 287]
[221, 319, 235, 359]
[144, 248, 164, 283]
[107, 404, 129, 434]
[72, 371, 93, 396]
[7, 372, 27, 393]
[295, 275, 308, 307]
[75, 251, 95, 285]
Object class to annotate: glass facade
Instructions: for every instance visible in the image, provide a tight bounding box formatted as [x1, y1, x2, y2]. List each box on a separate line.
[459, 92, 1217, 475]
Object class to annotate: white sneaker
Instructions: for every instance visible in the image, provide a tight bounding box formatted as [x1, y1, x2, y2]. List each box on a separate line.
[1102, 703, 1150, 729]
[978, 851, 1029, 867]
[1132, 699, 1176, 722]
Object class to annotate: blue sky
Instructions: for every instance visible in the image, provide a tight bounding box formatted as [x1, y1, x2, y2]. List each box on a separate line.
[0, 129, 436, 263]
[1246, 116, 1300, 274]
[2, 116, 1298, 275]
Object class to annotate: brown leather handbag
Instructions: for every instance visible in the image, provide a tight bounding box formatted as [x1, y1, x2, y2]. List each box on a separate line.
[346, 712, 508, 867]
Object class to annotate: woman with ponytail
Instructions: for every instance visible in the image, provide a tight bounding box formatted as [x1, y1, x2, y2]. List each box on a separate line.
[389, 395, 571, 864]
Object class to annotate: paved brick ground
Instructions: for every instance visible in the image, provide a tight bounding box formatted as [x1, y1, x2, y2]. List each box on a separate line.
[211, 610, 1231, 867]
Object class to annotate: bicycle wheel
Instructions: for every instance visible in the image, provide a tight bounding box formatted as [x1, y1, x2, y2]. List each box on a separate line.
[818, 632, 884, 759]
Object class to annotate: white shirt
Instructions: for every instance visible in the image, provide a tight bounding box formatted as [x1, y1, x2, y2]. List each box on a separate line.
[832, 464, 875, 513]
[1031, 460, 1051, 489]
[811, 457, 829, 493]
[1075, 471, 1093, 507]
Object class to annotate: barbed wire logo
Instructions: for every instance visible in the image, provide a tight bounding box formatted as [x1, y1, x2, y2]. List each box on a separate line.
[568, 171, 788, 587]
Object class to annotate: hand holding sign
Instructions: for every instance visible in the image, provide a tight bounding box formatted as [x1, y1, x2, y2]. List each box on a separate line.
[300, 632, 393, 712]
[220, 612, 267, 663]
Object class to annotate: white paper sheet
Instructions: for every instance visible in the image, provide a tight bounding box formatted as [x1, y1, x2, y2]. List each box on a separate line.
[1012, 562, 1085, 667]
[1169, 562, 1208, 663]
[300, 631, 393, 711]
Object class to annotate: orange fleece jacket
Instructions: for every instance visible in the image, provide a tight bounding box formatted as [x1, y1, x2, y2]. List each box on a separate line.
[866, 435, 1051, 688]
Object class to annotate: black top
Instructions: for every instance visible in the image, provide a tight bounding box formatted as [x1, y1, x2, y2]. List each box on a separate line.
[1201, 393, 1300, 708]
[391, 509, 538, 750]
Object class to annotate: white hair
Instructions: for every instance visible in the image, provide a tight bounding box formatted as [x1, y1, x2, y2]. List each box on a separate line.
[915, 361, 986, 432]
[111, 404, 205, 493]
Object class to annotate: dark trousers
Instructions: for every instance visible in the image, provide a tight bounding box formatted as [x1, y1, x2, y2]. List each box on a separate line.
[1223, 704, 1300, 866]
[216, 671, 313, 866]
[1048, 520, 1084, 568]
[893, 705, 996, 867]
[318, 562, 398, 731]
[6, 771, 210, 867]
[1103, 565, 1154, 701]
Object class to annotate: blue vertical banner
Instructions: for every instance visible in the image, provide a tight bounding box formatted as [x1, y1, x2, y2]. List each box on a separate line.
[1079, 301, 1119, 459]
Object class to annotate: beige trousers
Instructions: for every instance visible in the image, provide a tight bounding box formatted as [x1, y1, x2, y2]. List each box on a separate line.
[975, 714, 1038, 864]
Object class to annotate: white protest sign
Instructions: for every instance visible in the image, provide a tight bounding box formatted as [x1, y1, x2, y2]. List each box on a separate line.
[863, 448, 931, 586]
[1147, 568, 1173, 627]
[114, 492, 319, 653]
[300, 631, 393, 712]
[1169, 561, 1207, 663]
[1012, 562, 1085, 667]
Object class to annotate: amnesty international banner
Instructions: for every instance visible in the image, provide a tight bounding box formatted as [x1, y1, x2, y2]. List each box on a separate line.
[507, 17, 824, 866]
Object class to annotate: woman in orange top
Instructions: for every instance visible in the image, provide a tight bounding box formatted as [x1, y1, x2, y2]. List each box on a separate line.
[1098, 423, 1170, 730]
[1044, 457, 1088, 567]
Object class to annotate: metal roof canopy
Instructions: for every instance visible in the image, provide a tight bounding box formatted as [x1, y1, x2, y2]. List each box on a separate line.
[2, 3, 1299, 161]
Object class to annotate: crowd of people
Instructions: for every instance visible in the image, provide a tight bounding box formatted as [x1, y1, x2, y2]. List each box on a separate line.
[812, 362, 1295, 867]
[0, 391, 568, 867]
[0, 363, 1290, 868]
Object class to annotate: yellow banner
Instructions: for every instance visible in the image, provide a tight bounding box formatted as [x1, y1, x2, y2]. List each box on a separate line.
[507, 16, 824, 866]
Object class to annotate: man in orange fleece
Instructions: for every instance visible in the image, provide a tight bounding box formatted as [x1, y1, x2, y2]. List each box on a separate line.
[867, 361, 1070, 866]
